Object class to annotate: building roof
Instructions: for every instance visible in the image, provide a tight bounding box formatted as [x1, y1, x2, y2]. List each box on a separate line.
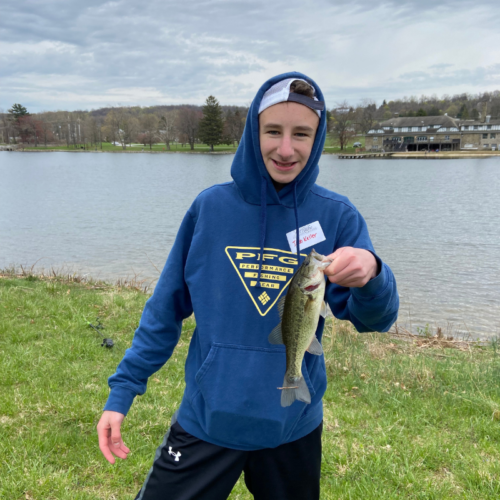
[380, 116, 459, 128]
[458, 119, 500, 126]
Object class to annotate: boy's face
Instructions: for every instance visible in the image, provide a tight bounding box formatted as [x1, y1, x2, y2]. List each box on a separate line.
[259, 102, 319, 189]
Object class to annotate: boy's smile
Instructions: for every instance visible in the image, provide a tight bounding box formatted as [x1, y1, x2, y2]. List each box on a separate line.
[259, 102, 319, 190]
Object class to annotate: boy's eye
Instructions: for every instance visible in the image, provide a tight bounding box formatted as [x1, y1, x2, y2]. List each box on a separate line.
[267, 130, 280, 135]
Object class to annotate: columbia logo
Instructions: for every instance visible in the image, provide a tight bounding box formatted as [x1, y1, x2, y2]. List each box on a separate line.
[258, 291, 270, 304]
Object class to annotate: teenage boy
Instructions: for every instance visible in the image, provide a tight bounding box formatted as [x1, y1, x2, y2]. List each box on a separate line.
[97, 72, 399, 500]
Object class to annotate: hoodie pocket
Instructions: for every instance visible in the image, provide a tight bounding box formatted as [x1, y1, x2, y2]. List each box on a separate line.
[191, 343, 315, 449]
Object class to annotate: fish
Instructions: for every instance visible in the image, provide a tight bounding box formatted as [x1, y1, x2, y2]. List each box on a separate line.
[268, 249, 331, 407]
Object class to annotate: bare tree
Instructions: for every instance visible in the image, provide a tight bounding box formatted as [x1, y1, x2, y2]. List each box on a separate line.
[330, 101, 356, 150]
[176, 107, 201, 150]
[158, 110, 178, 150]
[140, 114, 159, 150]
[224, 108, 247, 145]
[355, 99, 377, 135]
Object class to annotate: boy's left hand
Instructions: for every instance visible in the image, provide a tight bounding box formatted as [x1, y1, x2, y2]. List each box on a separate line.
[323, 247, 378, 288]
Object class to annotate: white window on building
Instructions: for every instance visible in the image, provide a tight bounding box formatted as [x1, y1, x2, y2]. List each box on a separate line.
[373, 137, 378, 143]
[368, 130, 374, 134]
[445, 135, 450, 140]
[491, 133, 496, 139]
[450, 128, 458, 132]
[411, 127, 419, 132]
[487, 125, 492, 130]
[394, 128, 399, 132]
[482, 134, 488, 139]
[440, 128, 447, 132]
[401, 127, 409, 132]
[483, 144, 489, 148]
[417, 136, 428, 142]
[474, 126, 479, 130]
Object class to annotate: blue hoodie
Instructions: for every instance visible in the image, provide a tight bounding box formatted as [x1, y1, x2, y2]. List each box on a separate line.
[104, 72, 399, 450]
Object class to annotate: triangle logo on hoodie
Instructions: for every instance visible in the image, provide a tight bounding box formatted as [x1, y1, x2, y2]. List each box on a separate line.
[225, 246, 306, 316]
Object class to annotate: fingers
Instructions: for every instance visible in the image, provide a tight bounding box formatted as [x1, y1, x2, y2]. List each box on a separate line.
[97, 424, 116, 464]
[324, 247, 376, 288]
[97, 411, 129, 464]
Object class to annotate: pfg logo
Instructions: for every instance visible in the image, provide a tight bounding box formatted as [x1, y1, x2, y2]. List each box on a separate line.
[225, 247, 306, 316]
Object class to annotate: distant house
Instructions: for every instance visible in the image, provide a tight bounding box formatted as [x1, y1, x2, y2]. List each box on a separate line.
[364, 115, 500, 152]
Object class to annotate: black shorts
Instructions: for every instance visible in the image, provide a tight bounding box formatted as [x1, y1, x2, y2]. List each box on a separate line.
[135, 417, 323, 500]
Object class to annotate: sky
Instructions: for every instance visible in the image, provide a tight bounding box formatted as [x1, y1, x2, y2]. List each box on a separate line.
[1, 0, 500, 113]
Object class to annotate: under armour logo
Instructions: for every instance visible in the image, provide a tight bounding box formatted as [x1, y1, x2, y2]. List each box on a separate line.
[168, 446, 182, 462]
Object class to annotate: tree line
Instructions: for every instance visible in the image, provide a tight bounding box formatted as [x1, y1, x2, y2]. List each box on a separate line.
[2, 88, 499, 151]
[0, 98, 247, 151]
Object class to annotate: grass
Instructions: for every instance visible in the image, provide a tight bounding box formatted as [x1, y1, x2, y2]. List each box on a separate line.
[17, 137, 366, 155]
[1, 271, 500, 499]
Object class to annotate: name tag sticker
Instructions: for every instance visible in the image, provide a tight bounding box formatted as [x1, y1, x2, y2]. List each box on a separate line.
[286, 221, 326, 253]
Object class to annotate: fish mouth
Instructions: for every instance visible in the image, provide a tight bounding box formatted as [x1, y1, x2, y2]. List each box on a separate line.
[304, 283, 321, 292]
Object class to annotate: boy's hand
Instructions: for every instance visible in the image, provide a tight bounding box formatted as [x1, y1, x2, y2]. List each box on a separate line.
[97, 410, 130, 464]
[323, 247, 378, 288]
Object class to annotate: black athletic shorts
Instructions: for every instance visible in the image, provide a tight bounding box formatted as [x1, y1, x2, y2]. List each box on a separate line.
[135, 416, 323, 500]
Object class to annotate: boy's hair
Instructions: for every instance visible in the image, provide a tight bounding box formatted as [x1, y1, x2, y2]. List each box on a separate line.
[289, 80, 315, 99]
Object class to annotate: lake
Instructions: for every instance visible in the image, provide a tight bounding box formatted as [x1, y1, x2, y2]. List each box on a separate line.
[1, 152, 499, 339]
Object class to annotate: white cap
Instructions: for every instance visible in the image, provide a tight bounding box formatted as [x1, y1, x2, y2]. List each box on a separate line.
[258, 78, 324, 118]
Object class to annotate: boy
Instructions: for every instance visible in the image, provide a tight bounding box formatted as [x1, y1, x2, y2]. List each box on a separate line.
[97, 72, 399, 499]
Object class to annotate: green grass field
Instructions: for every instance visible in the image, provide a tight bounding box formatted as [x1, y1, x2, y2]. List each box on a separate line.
[1, 272, 499, 499]
[18, 136, 365, 155]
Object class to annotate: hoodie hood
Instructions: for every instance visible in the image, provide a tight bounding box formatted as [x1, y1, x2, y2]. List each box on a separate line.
[231, 71, 327, 208]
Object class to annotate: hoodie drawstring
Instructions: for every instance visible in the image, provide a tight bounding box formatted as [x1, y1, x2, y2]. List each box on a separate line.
[293, 182, 301, 267]
[257, 178, 302, 288]
[257, 177, 267, 287]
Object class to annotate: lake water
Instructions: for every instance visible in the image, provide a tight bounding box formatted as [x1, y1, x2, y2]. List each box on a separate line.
[1, 152, 499, 339]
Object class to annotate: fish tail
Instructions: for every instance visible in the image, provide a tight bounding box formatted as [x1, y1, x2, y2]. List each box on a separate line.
[280, 372, 311, 407]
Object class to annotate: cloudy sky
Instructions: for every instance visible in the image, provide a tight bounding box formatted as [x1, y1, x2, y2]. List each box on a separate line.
[2, 0, 500, 113]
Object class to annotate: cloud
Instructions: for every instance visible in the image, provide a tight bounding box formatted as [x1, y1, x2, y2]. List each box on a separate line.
[1, 0, 500, 112]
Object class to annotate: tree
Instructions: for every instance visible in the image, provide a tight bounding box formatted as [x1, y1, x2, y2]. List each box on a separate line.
[158, 110, 178, 150]
[416, 108, 427, 117]
[330, 101, 356, 150]
[355, 99, 377, 134]
[457, 104, 469, 119]
[8, 104, 29, 120]
[224, 108, 246, 145]
[140, 114, 159, 150]
[198, 96, 224, 151]
[176, 107, 200, 150]
[471, 109, 479, 120]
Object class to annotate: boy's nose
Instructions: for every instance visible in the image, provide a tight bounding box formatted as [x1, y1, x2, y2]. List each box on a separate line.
[277, 135, 294, 159]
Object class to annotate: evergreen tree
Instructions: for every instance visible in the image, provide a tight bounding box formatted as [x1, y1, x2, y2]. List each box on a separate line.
[457, 104, 469, 119]
[471, 109, 479, 120]
[8, 104, 29, 120]
[198, 96, 224, 151]
[416, 108, 427, 116]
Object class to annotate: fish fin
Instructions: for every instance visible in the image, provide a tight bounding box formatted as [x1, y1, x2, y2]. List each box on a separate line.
[307, 336, 323, 356]
[277, 295, 286, 319]
[268, 323, 284, 345]
[320, 300, 328, 318]
[280, 374, 311, 407]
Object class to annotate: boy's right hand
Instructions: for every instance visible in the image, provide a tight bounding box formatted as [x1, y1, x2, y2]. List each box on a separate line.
[97, 410, 130, 464]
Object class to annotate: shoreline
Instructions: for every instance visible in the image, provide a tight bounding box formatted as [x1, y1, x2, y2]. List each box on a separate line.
[3, 148, 500, 158]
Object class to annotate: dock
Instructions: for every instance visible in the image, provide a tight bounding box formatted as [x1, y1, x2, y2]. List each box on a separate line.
[337, 153, 391, 159]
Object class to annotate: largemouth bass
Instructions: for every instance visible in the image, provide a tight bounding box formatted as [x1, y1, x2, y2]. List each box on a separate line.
[268, 249, 331, 407]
